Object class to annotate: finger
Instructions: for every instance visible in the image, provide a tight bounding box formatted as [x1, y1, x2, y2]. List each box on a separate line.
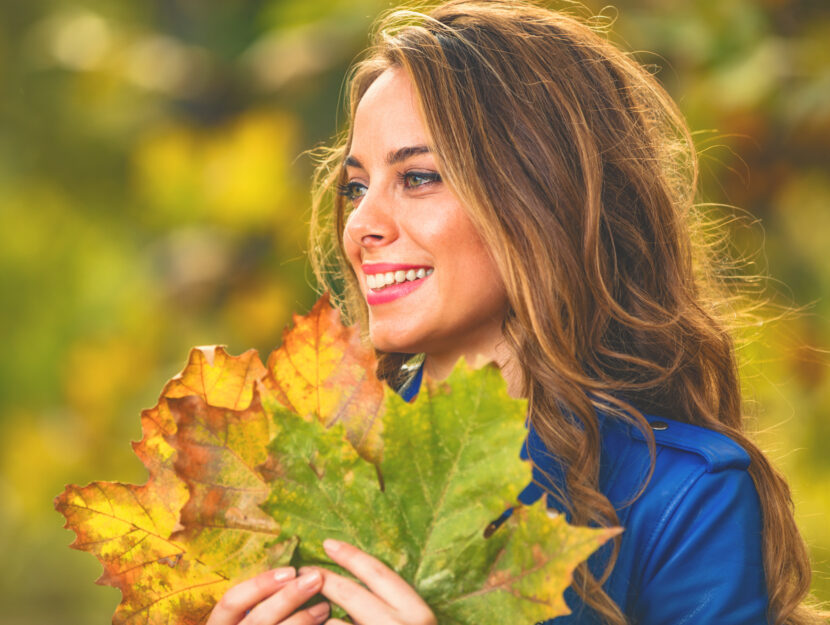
[240, 570, 324, 625]
[303, 566, 396, 625]
[322, 539, 432, 616]
[323, 620, 350, 625]
[278, 601, 330, 625]
[207, 568, 296, 625]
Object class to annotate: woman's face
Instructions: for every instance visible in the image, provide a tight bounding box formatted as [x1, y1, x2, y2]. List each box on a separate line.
[342, 68, 508, 369]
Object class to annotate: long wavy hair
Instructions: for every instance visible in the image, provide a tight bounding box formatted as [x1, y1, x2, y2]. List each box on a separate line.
[309, 2, 826, 623]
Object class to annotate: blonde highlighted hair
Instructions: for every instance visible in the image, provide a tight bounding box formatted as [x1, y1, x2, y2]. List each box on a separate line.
[310, 2, 826, 623]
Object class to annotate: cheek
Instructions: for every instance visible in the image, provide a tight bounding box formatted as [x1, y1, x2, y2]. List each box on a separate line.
[434, 223, 506, 309]
[411, 207, 474, 256]
[443, 220, 495, 275]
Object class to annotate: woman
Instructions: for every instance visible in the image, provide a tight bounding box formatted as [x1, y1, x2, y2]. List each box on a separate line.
[207, 1, 825, 624]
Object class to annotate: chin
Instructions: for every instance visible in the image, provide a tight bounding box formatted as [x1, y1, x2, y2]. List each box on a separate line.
[368, 324, 422, 355]
[369, 335, 412, 355]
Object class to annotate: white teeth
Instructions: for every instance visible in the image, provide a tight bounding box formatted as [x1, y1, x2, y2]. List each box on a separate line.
[367, 267, 433, 291]
[426, 268, 434, 276]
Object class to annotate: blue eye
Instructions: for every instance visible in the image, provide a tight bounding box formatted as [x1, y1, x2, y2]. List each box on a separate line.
[336, 181, 367, 201]
[336, 171, 441, 201]
[402, 171, 441, 188]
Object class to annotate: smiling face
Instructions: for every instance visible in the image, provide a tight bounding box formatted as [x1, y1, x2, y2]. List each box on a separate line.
[342, 68, 508, 374]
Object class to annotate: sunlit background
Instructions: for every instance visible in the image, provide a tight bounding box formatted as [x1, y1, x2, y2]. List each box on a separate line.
[0, 0, 828, 622]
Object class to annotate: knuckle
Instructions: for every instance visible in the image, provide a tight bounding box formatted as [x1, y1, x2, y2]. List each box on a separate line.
[367, 559, 388, 578]
[253, 572, 274, 591]
[327, 574, 348, 594]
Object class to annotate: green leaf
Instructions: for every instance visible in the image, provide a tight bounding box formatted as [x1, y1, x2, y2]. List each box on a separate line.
[262, 362, 620, 623]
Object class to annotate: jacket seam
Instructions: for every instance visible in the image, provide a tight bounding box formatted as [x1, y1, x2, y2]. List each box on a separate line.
[638, 464, 708, 591]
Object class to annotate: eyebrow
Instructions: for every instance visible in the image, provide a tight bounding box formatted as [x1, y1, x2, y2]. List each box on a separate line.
[344, 145, 432, 170]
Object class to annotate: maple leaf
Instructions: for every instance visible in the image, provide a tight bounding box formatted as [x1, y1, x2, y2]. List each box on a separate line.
[262, 363, 619, 623]
[261, 297, 385, 463]
[54, 394, 231, 625]
[165, 346, 286, 579]
[56, 295, 619, 624]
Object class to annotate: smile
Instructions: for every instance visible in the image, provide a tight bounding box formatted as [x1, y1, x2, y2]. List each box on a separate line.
[362, 263, 434, 305]
[366, 267, 433, 290]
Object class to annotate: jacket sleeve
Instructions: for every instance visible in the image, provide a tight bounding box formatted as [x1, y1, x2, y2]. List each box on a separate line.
[632, 465, 769, 624]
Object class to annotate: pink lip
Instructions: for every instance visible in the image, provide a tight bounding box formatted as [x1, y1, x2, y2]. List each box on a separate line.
[362, 262, 432, 275]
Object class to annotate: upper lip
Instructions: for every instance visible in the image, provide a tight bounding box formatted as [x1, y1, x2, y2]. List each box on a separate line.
[361, 262, 432, 275]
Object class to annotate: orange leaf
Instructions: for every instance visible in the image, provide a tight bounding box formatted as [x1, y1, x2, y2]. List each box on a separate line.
[55, 403, 228, 625]
[164, 346, 267, 411]
[169, 393, 291, 578]
[262, 294, 385, 462]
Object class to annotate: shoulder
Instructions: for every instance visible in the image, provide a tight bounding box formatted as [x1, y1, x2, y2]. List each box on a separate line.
[597, 414, 757, 535]
[602, 413, 750, 479]
[628, 414, 750, 471]
[605, 412, 761, 536]
[600, 413, 760, 546]
[521, 412, 754, 513]
[550, 415, 768, 623]
[599, 415, 767, 622]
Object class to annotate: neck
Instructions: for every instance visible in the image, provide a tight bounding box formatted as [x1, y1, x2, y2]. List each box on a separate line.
[423, 338, 523, 398]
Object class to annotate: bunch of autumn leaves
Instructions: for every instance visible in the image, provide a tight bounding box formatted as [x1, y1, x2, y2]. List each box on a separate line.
[55, 297, 617, 624]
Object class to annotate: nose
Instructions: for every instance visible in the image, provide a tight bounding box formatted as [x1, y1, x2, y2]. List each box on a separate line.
[344, 187, 398, 249]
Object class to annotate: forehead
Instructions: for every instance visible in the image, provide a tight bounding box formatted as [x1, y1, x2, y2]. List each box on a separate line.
[351, 68, 431, 156]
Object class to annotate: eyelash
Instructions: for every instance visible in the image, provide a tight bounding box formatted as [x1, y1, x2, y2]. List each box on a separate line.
[336, 171, 442, 202]
[397, 171, 442, 188]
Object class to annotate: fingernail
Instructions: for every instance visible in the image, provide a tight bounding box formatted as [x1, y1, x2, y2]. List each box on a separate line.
[273, 567, 295, 583]
[297, 569, 321, 590]
[323, 538, 342, 554]
[308, 602, 330, 621]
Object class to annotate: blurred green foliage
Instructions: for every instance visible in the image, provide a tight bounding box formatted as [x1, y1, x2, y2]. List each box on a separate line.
[0, 0, 827, 622]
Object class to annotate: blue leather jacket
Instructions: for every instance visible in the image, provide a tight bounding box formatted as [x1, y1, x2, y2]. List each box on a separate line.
[400, 368, 769, 624]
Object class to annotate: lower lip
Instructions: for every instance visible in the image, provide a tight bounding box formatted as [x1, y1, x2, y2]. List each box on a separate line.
[365, 275, 431, 305]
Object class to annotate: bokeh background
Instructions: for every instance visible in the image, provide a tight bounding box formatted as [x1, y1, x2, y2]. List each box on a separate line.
[0, 0, 828, 622]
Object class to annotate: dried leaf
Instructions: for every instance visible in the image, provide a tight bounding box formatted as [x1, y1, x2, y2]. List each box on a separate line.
[261, 295, 385, 463]
[54, 401, 227, 625]
[55, 347, 284, 624]
[165, 346, 267, 411]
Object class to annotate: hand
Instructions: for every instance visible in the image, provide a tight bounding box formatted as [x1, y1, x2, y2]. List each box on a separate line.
[300, 539, 436, 625]
[206, 566, 330, 625]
